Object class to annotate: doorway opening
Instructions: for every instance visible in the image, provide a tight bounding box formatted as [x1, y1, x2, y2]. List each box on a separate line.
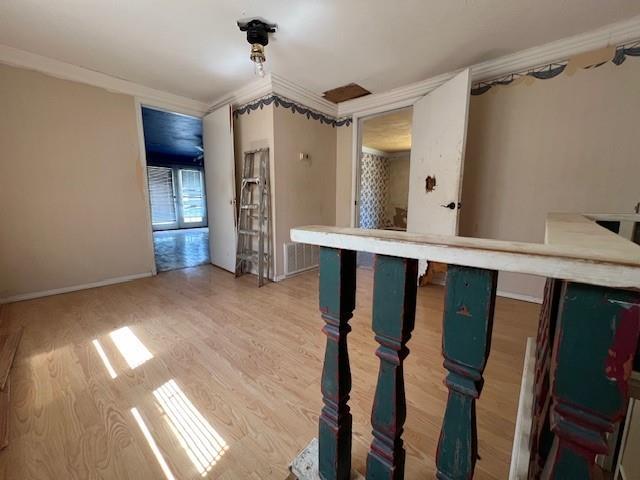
[356, 107, 412, 266]
[141, 107, 210, 272]
[357, 107, 412, 230]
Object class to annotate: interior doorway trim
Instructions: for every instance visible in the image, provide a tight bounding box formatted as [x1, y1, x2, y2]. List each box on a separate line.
[135, 99, 206, 276]
[350, 104, 414, 227]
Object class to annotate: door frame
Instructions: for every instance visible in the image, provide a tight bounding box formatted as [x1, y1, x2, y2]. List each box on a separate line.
[135, 100, 206, 276]
[350, 102, 415, 228]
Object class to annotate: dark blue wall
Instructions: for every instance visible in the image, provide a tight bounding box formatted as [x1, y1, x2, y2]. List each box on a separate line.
[142, 107, 203, 167]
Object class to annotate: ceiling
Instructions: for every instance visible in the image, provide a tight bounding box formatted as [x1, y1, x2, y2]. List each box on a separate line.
[142, 107, 202, 158]
[1, 2, 639, 104]
[363, 109, 412, 153]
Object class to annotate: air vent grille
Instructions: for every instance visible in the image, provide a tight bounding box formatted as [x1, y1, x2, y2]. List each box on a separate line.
[283, 242, 319, 277]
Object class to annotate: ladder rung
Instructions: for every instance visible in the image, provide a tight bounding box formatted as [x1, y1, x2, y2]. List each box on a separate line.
[238, 253, 270, 262]
[240, 204, 259, 210]
[238, 229, 259, 236]
[243, 177, 260, 183]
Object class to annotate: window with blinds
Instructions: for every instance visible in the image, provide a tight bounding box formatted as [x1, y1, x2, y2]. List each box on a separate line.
[179, 169, 206, 224]
[147, 166, 177, 228]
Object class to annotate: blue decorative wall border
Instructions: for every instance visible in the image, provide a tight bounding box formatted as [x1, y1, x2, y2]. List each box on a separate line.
[233, 93, 352, 127]
[471, 41, 640, 96]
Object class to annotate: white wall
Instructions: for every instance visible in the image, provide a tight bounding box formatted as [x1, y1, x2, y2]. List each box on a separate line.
[460, 59, 640, 300]
[0, 63, 154, 301]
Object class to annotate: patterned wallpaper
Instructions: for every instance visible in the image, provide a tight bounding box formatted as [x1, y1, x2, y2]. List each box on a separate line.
[359, 152, 390, 229]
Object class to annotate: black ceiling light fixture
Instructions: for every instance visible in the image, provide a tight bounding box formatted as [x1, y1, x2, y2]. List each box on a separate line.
[237, 18, 277, 78]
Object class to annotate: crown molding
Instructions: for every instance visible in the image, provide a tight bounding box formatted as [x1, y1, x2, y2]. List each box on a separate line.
[338, 15, 640, 117]
[208, 72, 339, 117]
[208, 74, 273, 113]
[270, 73, 338, 117]
[0, 44, 209, 117]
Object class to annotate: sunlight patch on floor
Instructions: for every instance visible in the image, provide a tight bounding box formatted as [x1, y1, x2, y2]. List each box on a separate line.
[110, 326, 153, 369]
[131, 407, 176, 480]
[92, 339, 117, 378]
[154, 379, 229, 477]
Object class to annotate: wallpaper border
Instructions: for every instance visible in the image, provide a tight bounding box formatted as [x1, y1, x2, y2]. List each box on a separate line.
[471, 40, 640, 96]
[234, 93, 352, 127]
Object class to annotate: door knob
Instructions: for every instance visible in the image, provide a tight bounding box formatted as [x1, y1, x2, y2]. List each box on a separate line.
[441, 202, 456, 210]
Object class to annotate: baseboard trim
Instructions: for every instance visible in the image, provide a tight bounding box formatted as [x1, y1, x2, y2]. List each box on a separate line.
[428, 276, 543, 304]
[509, 337, 535, 480]
[277, 265, 319, 282]
[497, 290, 543, 304]
[0, 272, 153, 304]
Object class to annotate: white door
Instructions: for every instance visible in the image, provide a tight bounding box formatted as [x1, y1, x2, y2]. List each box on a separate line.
[203, 104, 237, 273]
[407, 68, 471, 235]
[407, 68, 471, 274]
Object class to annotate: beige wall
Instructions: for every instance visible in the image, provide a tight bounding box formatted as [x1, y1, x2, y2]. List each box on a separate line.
[0, 64, 153, 301]
[273, 108, 337, 277]
[336, 124, 353, 227]
[335, 60, 640, 299]
[460, 59, 640, 299]
[232, 105, 275, 278]
[387, 153, 410, 223]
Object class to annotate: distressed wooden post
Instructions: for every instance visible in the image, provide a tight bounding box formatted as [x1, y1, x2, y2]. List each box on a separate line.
[528, 279, 562, 478]
[436, 265, 498, 480]
[366, 255, 418, 480]
[318, 247, 357, 480]
[541, 282, 640, 479]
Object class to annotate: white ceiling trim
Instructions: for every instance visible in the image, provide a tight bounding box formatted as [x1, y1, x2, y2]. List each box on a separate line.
[207, 74, 273, 113]
[338, 15, 640, 117]
[270, 73, 337, 117]
[208, 72, 339, 117]
[0, 44, 209, 117]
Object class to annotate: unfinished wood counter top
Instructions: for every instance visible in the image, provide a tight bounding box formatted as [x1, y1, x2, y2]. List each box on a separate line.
[291, 213, 640, 289]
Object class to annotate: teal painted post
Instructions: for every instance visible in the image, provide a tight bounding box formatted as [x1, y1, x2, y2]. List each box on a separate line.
[366, 255, 418, 480]
[541, 282, 640, 479]
[318, 247, 357, 480]
[436, 265, 498, 480]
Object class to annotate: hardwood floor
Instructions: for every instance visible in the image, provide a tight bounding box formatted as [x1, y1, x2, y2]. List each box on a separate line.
[0, 265, 539, 479]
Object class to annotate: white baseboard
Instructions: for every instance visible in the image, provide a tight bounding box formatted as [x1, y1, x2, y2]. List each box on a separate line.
[427, 276, 543, 304]
[0, 272, 153, 304]
[509, 337, 535, 480]
[276, 265, 319, 282]
[497, 290, 543, 304]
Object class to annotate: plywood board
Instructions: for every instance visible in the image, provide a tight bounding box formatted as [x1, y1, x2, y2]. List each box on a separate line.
[0, 328, 23, 391]
[0, 375, 9, 450]
[323, 83, 370, 103]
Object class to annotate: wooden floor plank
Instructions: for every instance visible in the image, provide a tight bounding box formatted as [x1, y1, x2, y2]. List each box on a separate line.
[0, 265, 539, 479]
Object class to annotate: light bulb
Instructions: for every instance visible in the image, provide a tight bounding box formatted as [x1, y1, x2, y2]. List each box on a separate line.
[254, 60, 265, 78]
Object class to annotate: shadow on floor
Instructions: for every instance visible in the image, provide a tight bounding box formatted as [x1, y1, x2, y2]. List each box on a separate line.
[153, 227, 210, 272]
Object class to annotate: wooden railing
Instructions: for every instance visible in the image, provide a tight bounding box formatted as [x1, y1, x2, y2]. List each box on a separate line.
[289, 213, 640, 480]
